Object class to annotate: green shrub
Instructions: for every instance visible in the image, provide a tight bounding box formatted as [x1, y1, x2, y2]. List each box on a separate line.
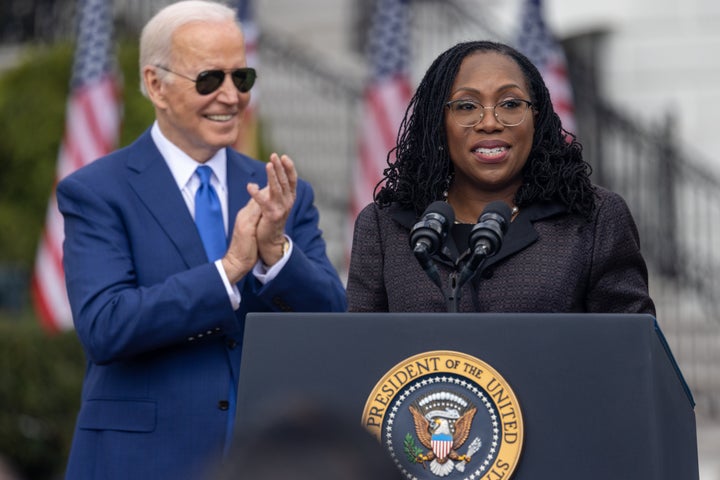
[0, 39, 154, 479]
[0, 39, 154, 270]
[0, 315, 85, 479]
[0, 44, 70, 267]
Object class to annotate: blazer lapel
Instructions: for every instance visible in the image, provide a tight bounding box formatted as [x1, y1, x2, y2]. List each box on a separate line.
[481, 213, 537, 269]
[483, 201, 566, 269]
[126, 131, 208, 268]
[391, 200, 567, 269]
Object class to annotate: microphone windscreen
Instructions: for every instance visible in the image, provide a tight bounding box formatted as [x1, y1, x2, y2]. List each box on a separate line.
[423, 200, 455, 226]
[479, 201, 512, 227]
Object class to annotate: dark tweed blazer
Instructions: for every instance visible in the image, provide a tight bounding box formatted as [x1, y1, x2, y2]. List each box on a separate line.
[347, 186, 655, 315]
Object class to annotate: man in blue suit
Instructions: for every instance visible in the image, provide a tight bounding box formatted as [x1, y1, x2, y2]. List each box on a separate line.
[57, 1, 347, 478]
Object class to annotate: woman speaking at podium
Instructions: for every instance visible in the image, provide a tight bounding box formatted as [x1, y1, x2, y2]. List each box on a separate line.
[346, 41, 655, 315]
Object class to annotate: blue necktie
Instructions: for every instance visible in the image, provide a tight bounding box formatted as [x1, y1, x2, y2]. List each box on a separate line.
[195, 166, 235, 452]
[194, 165, 226, 261]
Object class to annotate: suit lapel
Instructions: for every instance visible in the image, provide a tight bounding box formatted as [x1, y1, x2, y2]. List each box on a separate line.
[226, 149, 259, 234]
[126, 131, 209, 268]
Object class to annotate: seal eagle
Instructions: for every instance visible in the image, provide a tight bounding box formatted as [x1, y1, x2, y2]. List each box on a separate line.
[409, 404, 477, 476]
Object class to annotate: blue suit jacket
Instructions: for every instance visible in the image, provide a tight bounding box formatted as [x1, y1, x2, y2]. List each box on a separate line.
[58, 130, 347, 479]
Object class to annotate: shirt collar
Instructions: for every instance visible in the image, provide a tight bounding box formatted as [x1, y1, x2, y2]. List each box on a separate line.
[150, 121, 228, 191]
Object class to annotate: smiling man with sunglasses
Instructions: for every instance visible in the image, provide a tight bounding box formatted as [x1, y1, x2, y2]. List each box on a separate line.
[57, 2, 347, 480]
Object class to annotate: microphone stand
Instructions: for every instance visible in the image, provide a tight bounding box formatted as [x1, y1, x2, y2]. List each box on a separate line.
[444, 202, 509, 312]
[444, 256, 488, 313]
[445, 271, 461, 313]
[413, 200, 508, 313]
[413, 245, 443, 291]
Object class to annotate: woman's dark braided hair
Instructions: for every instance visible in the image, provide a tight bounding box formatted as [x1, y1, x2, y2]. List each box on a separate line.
[374, 40, 596, 218]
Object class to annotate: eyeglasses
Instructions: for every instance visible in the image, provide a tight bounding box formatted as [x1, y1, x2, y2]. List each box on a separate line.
[154, 65, 257, 95]
[445, 98, 533, 127]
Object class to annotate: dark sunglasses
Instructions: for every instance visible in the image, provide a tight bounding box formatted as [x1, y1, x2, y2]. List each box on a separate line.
[155, 65, 257, 95]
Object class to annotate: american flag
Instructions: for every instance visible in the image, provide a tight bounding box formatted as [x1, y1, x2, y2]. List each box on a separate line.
[350, 0, 413, 259]
[234, 0, 261, 158]
[516, 0, 577, 135]
[32, 0, 120, 332]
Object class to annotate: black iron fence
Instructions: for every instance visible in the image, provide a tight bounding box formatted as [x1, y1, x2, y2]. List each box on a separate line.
[563, 35, 720, 415]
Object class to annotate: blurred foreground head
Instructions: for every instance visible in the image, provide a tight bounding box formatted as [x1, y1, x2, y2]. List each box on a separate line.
[210, 405, 404, 480]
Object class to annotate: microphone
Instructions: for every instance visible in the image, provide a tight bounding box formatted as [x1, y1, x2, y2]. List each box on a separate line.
[457, 201, 512, 286]
[409, 201, 455, 289]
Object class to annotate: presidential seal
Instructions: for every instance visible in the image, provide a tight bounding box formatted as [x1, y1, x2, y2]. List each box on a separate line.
[362, 351, 523, 480]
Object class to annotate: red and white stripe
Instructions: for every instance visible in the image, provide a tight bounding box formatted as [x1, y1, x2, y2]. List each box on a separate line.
[33, 77, 120, 332]
[517, 0, 577, 138]
[431, 438, 453, 460]
[352, 77, 412, 219]
[346, 0, 412, 270]
[543, 51, 577, 136]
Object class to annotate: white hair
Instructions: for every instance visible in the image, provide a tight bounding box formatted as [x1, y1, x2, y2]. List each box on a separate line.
[139, 0, 241, 97]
